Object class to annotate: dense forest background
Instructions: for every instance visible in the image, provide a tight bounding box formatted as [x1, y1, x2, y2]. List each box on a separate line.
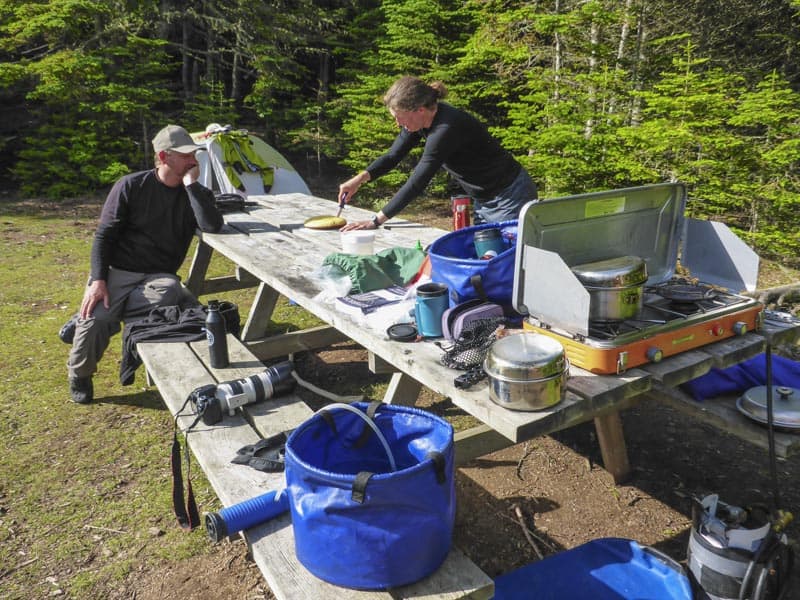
[2, 0, 800, 263]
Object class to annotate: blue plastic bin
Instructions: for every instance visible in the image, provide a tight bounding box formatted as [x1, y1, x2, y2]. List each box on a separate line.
[492, 537, 692, 600]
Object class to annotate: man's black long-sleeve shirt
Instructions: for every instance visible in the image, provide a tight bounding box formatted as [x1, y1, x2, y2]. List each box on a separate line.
[366, 102, 522, 219]
[90, 170, 223, 281]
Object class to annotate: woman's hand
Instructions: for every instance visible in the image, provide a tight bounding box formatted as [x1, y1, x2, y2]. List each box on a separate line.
[340, 219, 376, 232]
[338, 171, 371, 205]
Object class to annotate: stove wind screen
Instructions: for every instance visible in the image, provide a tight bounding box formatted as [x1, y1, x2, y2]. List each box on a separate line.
[682, 219, 759, 293]
[514, 246, 591, 336]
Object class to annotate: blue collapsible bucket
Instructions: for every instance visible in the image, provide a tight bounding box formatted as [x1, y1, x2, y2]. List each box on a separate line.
[429, 220, 518, 308]
[493, 537, 692, 599]
[284, 402, 456, 590]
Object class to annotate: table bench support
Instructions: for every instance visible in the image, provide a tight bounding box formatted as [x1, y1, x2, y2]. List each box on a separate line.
[247, 325, 350, 361]
[186, 240, 214, 297]
[383, 372, 423, 406]
[242, 282, 281, 341]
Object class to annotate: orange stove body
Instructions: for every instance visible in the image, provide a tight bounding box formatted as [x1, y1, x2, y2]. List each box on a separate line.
[523, 303, 764, 375]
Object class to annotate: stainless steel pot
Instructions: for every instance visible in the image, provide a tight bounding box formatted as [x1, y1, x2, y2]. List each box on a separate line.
[570, 256, 647, 321]
[483, 333, 569, 411]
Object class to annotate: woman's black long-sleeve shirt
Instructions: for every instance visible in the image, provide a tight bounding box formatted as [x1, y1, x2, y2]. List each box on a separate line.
[366, 102, 521, 219]
[90, 169, 223, 281]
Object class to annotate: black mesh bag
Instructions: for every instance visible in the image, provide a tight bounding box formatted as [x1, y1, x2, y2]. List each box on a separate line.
[438, 317, 506, 388]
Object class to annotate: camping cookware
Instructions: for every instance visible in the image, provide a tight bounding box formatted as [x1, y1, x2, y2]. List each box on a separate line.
[483, 332, 569, 411]
[570, 255, 648, 322]
[736, 385, 800, 430]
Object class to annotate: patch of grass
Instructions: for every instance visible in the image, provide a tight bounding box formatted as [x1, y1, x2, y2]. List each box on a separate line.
[0, 198, 220, 598]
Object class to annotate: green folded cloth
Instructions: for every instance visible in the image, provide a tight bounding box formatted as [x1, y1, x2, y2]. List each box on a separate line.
[322, 247, 426, 294]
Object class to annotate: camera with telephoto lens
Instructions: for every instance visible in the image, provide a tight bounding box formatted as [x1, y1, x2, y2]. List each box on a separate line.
[190, 360, 296, 425]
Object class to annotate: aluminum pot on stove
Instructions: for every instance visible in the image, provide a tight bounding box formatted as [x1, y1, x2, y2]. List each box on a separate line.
[483, 333, 569, 411]
[570, 255, 648, 321]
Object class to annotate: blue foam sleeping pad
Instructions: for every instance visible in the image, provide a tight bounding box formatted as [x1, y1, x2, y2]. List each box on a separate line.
[681, 353, 800, 401]
[492, 538, 692, 600]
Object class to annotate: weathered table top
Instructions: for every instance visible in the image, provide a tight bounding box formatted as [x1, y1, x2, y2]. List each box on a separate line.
[188, 192, 799, 458]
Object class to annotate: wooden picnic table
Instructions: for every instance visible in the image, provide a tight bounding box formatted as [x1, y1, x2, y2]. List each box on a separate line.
[184, 192, 800, 482]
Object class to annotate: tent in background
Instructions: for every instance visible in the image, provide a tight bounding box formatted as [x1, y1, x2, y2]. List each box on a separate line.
[191, 124, 311, 196]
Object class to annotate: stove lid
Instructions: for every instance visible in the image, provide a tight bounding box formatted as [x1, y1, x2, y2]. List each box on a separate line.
[513, 183, 686, 319]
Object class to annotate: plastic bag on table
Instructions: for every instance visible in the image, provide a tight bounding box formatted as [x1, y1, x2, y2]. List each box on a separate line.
[310, 264, 353, 304]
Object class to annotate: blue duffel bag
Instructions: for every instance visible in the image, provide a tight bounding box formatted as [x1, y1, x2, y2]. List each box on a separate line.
[429, 220, 518, 308]
[284, 401, 456, 590]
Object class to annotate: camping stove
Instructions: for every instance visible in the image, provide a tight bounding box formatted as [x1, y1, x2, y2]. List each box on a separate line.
[523, 279, 764, 374]
[513, 184, 765, 375]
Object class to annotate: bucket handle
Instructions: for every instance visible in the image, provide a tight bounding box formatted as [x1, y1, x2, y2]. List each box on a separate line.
[315, 403, 397, 472]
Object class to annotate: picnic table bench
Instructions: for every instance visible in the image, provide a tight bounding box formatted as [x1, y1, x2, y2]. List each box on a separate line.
[137, 334, 494, 600]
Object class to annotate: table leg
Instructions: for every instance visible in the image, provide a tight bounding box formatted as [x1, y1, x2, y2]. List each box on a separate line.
[383, 372, 423, 406]
[242, 282, 280, 341]
[593, 411, 631, 483]
[185, 240, 214, 297]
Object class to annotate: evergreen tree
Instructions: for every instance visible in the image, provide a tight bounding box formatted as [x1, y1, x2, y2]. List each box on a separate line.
[334, 0, 474, 204]
[727, 71, 800, 261]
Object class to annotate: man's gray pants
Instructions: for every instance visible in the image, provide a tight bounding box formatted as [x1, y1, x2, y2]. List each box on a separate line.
[66, 268, 193, 380]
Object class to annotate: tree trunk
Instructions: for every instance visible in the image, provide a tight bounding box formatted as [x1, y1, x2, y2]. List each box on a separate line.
[584, 20, 599, 139]
[182, 17, 192, 98]
[552, 0, 562, 104]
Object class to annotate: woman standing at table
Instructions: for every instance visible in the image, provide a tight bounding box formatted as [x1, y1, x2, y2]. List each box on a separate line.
[338, 76, 537, 231]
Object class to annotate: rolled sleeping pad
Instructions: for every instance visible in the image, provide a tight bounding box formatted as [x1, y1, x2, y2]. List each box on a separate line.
[205, 489, 290, 542]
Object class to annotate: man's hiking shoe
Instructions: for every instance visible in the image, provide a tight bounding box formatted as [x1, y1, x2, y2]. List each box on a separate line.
[69, 377, 93, 404]
[59, 314, 79, 344]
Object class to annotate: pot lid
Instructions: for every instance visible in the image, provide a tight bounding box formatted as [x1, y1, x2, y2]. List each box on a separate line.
[484, 332, 566, 380]
[736, 385, 800, 430]
[571, 256, 647, 288]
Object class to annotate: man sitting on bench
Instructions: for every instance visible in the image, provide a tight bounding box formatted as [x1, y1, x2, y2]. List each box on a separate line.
[65, 124, 223, 404]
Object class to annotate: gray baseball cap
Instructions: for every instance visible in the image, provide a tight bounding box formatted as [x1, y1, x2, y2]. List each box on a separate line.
[152, 124, 201, 153]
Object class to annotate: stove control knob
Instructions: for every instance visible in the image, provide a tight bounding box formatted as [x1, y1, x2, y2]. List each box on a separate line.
[732, 321, 748, 336]
[710, 324, 725, 336]
[646, 347, 663, 363]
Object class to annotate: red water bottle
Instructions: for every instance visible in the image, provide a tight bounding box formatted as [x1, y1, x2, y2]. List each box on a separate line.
[452, 196, 471, 230]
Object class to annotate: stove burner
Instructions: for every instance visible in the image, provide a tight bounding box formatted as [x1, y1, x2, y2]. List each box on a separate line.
[651, 279, 718, 303]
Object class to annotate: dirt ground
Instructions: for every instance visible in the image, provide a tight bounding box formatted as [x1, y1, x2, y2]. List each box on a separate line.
[117, 338, 800, 600]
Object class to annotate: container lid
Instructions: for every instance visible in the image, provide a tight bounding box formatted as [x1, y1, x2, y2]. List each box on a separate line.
[474, 227, 502, 241]
[387, 323, 418, 342]
[484, 333, 566, 380]
[736, 385, 800, 430]
[516, 183, 685, 286]
[513, 183, 686, 326]
[571, 256, 648, 288]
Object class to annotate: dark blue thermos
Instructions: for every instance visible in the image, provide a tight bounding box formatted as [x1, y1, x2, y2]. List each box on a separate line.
[206, 299, 229, 368]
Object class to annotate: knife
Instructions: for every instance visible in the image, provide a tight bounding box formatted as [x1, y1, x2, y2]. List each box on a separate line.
[336, 192, 348, 218]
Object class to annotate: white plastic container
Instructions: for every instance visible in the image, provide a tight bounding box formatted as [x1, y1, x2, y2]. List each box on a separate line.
[341, 231, 375, 255]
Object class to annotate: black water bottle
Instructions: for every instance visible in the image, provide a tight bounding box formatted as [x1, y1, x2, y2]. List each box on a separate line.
[206, 299, 229, 368]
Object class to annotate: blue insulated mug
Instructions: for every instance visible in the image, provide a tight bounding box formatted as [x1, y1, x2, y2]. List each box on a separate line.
[414, 283, 449, 338]
[473, 228, 505, 258]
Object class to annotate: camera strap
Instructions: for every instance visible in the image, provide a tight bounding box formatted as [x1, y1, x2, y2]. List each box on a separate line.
[171, 395, 203, 530]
